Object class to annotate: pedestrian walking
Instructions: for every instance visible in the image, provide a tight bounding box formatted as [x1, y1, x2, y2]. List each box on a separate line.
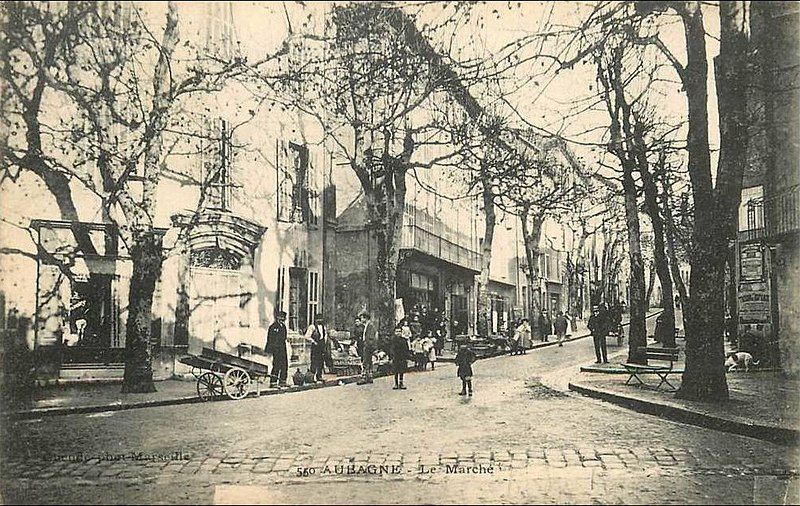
[538, 310, 553, 342]
[587, 305, 609, 364]
[564, 310, 575, 333]
[554, 310, 569, 347]
[392, 326, 410, 390]
[455, 344, 477, 396]
[305, 313, 329, 382]
[265, 311, 288, 388]
[425, 337, 437, 370]
[516, 318, 532, 354]
[357, 311, 378, 385]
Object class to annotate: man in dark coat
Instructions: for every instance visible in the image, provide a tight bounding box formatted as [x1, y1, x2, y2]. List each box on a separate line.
[357, 310, 378, 385]
[538, 310, 551, 342]
[305, 313, 328, 382]
[554, 310, 569, 347]
[266, 311, 288, 388]
[587, 305, 610, 364]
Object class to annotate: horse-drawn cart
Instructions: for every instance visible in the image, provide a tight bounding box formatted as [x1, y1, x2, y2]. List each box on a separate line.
[179, 347, 271, 401]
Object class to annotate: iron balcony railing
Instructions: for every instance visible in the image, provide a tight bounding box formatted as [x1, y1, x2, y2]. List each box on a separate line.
[400, 207, 481, 272]
[740, 197, 766, 242]
[765, 184, 800, 238]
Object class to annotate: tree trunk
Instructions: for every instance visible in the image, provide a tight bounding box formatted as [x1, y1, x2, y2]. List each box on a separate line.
[675, 1, 745, 401]
[637, 150, 676, 346]
[520, 210, 544, 331]
[476, 172, 497, 337]
[122, 230, 163, 393]
[661, 177, 690, 331]
[621, 166, 648, 364]
[365, 145, 409, 344]
[644, 262, 656, 310]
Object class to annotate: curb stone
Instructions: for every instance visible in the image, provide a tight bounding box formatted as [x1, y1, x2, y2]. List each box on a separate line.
[568, 380, 800, 446]
[5, 373, 368, 420]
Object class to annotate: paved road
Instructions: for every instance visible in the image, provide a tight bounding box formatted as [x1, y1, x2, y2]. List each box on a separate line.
[3, 321, 798, 504]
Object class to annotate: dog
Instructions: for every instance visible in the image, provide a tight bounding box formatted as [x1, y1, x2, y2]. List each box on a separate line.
[725, 352, 760, 372]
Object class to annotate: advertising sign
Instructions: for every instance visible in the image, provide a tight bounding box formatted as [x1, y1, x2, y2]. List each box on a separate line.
[739, 243, 764, 281]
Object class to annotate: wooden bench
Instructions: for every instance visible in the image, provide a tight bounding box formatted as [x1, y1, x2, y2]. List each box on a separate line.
[622, 346, 680, 391]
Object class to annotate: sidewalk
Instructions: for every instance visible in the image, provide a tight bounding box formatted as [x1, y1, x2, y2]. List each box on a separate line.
[3, 372, 368, 420]
[569, 340, 800, 446]
[440, 310, 659, 361]
[4, 311, 658, 420]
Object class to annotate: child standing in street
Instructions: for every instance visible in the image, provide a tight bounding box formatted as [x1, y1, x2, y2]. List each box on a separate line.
[392, 326, 410, 390]
[455, 344, 477, 396]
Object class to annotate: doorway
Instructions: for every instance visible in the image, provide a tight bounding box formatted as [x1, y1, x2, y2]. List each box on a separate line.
[61, 273, 117, 364]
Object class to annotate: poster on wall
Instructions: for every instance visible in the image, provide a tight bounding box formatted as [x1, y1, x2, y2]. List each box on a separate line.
[394, 298, 405, 322]
[739, 243, 764, 281]
[738, 282, 771, 324]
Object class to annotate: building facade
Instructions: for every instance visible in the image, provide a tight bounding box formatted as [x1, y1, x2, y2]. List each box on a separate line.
[0, 2, 334, 383]
[734, 1, 800, 373]
[334, 174, 481, 341]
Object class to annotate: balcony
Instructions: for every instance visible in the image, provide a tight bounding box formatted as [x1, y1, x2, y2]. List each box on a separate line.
[765, 184, 800, 238]
[738, 197, 767, 242]
[400, 206, 481, 272]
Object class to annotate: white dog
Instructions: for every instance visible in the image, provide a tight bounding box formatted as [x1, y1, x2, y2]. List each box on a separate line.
[725, 352, 760, 372]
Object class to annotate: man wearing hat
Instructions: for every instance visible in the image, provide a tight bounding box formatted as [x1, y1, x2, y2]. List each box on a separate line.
[587, 304, 610, 364]
[357, 310, 378, 385]
[266, 311, 288, 388]
[305, 313, 328, 382]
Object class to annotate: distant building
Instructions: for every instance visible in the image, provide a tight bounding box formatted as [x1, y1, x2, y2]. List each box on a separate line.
[334, 172, 482, 341]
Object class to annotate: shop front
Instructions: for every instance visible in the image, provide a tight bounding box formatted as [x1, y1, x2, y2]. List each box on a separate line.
[486, 279, 516, 335]
[31, 220, 133, 382]
[396, 250, 477, 341]
[545, 282, 563, 315]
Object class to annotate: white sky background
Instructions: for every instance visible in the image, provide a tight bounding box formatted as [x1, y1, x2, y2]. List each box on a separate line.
[411, 1, 722, 182]
[223, 1, 723, 184]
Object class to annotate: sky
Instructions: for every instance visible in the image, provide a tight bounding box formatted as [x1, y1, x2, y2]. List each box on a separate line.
[219, 1, 724, 185]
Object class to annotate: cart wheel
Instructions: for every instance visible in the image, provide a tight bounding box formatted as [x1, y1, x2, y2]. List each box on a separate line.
[197, 372, 223, 401]
[223, 367, 251, 400]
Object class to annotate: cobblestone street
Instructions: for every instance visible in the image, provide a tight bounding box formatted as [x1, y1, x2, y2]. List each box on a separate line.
[3, 331, 798, 504]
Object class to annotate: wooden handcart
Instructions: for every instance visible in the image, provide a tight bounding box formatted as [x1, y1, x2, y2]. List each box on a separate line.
[179, 347, 271, 401]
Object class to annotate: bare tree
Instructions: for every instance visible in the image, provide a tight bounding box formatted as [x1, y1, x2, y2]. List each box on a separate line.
[257, 3, 487, 340]
[633, 1, 750, 401]
[2, 2, 265, 392]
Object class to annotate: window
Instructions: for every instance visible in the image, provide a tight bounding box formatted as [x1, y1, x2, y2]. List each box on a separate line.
[307, 152, 320, 227]
[278, 142, 308, 223]
[307, 271, 320, 326]
[202, 119, 232, 211]
[288, 268, 308, 332]
[542, 254, 549, 280]
[205, 2, 235, 60]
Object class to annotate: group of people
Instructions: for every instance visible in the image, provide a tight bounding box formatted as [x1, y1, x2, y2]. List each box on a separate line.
[263, 303, 624, 394]
[264, 311, 335, 388]
[263, 308, 477, 395]
[508, 310, 573, 354]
